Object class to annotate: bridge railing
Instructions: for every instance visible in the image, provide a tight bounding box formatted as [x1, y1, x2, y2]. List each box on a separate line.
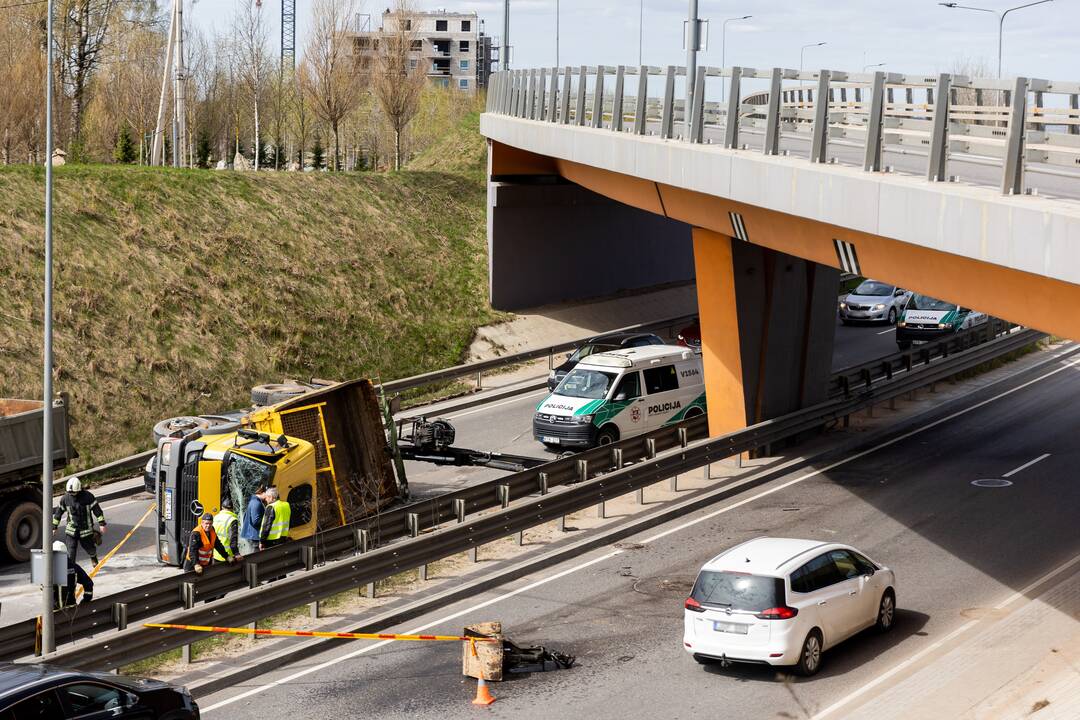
[485, 65, 1080, 197]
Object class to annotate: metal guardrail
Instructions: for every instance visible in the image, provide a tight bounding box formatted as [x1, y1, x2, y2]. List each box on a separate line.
[12, 327, 1043, 669]
[486, 65, 1080, 196]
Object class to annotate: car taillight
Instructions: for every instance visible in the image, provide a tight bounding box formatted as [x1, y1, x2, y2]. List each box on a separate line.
[684, 597, 705, 612]
[756, 606, 798, 620]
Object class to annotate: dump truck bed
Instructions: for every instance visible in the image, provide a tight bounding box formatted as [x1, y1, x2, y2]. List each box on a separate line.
[0, 398, 75, 486]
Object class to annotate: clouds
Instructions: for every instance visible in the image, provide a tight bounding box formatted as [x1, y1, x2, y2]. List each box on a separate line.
[191, 0, 1078, 82]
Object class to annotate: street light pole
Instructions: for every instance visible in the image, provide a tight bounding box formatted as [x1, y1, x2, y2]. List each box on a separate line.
[639, 0, 644, 67]
[502, 0, 510, 70]
[686, 0, 700, 127]
[800, 41, 826, 84]
[41, 0, 56, 656]
[938, 0, 1054, 78]
[721, 15, 752, 102]
[863, 62, 886, 72]
[555, 0, 559, 68]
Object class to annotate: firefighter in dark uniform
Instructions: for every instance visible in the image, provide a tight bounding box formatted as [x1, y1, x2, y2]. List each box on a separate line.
[52, 477, 106, 568]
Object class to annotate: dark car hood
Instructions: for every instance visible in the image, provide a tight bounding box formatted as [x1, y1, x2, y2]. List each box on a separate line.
[85, 671, 177, 693]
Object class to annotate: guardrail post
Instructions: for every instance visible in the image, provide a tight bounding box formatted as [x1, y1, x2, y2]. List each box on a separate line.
[547, 67, 559, 121]
[406, 512, 427, 580]
[536, 68, 547, 120]
[525, 69, 535, 119]
[646, 438, 656, 460]
[612, 66, 626, 132]
[634, 65, 648, 135]
[596, 494, 606, 519]
[476, 369, 483, 390]
[575, 65, 587, 126]
[660, 65, 676, 139]
[1069, 93, 1079, 136]
[112, 602, 128, 631]
[810, 69, 831, 163]
[560, 66, 572, 123]
[180, 582, 194, 663]
[538, 471, 549, 495]
[927, 73, 951, 181]
[612, 447, 623, 471]
[724, 67, 742, 148]
[356, 528, 371, 554]
[592, 65, 606, 128]
[510, 70, 520, 116]
[302, 546, 321, 617]
[454, 498, 466, 523]
[502, 71, 513, 114]
[1001, 76, 1029, 196]
[499, 484, 511, 508]
[577, 459, 588, 484]
[764, 67, 783, 155]
[690, 66, 706, 143]
[864, 71, 886, 172]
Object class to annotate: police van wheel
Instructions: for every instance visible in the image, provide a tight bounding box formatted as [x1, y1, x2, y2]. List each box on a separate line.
[684, 407, 704, 420]
[596, 427, 618, 446]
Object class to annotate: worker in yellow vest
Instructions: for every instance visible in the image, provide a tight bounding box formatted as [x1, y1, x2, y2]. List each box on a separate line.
[212, 497, 242, 562]
[259, 487, 291, 550]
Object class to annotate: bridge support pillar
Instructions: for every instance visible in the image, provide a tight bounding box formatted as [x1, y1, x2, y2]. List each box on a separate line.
[693, 228, 838, 439]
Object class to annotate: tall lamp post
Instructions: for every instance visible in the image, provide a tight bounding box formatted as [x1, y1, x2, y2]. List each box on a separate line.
[41, 0, 56, 655]
[863, 62, 886, 72]
[721, 14, 752, 102]
[800, 41, 826, 86]
[938, 0, 1054, 78]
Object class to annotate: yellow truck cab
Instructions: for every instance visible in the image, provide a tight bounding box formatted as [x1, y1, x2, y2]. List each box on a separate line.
[156, 429, 316, 566]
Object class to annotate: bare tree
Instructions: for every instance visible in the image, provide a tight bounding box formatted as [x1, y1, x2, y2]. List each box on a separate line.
[305, 0, 364, 171]
[373, 0, 425, 170]
[233, 1, 270, 170]
[293, 60, 314, 168]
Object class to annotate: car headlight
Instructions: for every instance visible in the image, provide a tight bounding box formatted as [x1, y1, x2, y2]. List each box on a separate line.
[573, 414, 594, 425]
[938, 322, 953, 329]
[873, 303, 886, 310]
[839, 302, 847, 309]
[897, 321, 906, 327]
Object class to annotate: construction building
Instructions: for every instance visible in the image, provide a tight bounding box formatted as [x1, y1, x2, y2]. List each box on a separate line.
[349, 9, 494, 93]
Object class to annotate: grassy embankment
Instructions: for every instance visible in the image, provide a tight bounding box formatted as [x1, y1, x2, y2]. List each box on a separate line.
[0, 113, 495, 469]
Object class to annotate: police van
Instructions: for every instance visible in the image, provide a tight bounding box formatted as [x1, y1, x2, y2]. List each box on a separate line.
[896, 293, 988, 349]
[533, 345, 706, 449]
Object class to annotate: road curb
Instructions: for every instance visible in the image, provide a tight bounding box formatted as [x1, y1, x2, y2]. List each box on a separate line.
[183, 340, 1077, 699]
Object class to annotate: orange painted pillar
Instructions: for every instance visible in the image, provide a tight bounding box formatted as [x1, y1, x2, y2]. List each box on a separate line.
[692, 227, 748, 438]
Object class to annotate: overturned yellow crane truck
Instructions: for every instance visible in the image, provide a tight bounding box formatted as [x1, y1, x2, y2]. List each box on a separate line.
[154, 379, 401, 566]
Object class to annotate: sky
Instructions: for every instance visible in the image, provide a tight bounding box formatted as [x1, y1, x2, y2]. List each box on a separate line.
[192, 0, 1078, 85]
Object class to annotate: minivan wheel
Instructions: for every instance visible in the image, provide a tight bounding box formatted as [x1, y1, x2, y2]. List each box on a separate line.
[596, 427, 618, 446]
[876, 590, 896, 633]
[796, 630, 823, 677]
[887, 307, 897, 324]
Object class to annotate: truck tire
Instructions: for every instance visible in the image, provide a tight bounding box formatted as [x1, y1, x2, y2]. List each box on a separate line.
[1, 499, 43, 563]
[251, 383, 310, 406]
[153, 416, 213, 443]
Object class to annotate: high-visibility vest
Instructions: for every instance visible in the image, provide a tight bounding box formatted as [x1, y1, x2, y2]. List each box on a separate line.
[187, 526, 217, 567]
[266, 500, 291, 541]
[212, 509, 238, 561]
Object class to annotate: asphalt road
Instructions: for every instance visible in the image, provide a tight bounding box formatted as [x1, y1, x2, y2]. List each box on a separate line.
[0, 318, 898, 624]
[196, 346, 1080, 720]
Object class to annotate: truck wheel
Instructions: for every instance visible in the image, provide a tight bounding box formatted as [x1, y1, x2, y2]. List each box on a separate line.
[1, 500, 43, 563]
[251, 383, 310, 406]
[153, 416, 212, 443]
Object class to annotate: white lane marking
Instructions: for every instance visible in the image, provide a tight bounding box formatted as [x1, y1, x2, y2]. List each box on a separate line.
[440, 389, 550, 420]
[203, 353, 1080, 714]
[877, 327, 896, 335]
[103, 498, 149, 511]
[200, 550, 622, 714]
[809, 551, 1080, 720]
[1001, 453, 1051, 478]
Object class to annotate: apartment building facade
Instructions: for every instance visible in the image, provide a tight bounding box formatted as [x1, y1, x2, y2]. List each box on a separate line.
[350, 10, 494, 94]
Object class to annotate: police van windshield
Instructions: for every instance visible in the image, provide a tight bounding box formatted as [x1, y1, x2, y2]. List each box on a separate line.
[555, 368, 617, 399]
[908, 294, 957, 311]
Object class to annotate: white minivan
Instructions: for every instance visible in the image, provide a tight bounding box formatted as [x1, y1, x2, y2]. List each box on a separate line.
[532, 345, 706, 449]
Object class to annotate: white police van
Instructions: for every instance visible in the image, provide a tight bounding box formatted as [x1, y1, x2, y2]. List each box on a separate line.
[896, 293, 988, 349]
[533, 345, 706, 449]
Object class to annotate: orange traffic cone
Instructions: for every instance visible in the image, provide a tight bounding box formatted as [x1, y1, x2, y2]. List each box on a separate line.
[472, 677, 496, 706]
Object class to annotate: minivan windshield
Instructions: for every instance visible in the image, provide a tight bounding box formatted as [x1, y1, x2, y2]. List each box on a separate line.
[569, 343, 618, 363]
[554, 368, 617, 399]
[853, 280, 892, 296]
[908, 294, 957, 311]
[690, 571, 785, 612]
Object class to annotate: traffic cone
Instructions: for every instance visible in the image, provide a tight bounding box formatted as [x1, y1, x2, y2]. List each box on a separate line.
[472, 677, 496, 706]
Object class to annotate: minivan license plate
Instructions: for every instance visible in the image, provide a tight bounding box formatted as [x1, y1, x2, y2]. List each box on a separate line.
[713, 621, 748, 634]
[541, 436, 560, 444]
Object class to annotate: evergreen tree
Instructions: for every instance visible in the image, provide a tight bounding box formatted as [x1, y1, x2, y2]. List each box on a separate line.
[195, 132, 212, 169]
[311, 135, 324, 170]
[113, 126, 136, 164]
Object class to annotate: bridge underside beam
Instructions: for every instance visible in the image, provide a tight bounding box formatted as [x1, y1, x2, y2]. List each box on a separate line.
[694, 228, 839, 437]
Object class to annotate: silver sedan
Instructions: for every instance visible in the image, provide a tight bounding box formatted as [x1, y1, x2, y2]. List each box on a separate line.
[839, 280, 911, 325]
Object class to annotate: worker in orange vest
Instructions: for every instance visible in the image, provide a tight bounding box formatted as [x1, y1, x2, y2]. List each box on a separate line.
[183, 512, 238, 574]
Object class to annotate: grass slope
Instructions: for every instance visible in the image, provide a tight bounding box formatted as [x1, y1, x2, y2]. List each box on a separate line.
[0, 113, 495, 468]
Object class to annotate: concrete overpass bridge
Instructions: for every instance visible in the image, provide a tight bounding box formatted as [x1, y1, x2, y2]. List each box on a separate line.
[479, 64, 1080, 437]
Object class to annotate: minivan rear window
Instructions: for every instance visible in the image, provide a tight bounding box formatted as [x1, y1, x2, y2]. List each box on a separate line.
[690, 571, 785, 612]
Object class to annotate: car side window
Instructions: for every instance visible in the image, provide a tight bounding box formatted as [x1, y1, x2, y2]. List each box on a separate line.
[642, 365, 679, 394]
[8, 689, 64, 719]
[791, 553, 843, 593]
[58, 682, 124, 717]
[612, 372, 640, 400]
[850, 551, 878, 575]
[830, 550, 862, 580]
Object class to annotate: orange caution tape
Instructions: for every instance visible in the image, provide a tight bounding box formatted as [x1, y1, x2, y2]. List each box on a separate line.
[74, 502, 157, 600]
[144, 623, 501, 644]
